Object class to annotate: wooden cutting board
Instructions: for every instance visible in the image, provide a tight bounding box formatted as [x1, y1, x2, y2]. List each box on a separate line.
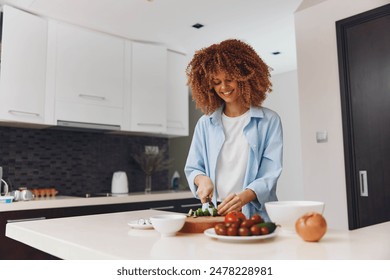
[179, 216, 225, 233]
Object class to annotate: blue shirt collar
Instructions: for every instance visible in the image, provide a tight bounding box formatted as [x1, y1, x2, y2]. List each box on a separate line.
[209, 105, 264, 125]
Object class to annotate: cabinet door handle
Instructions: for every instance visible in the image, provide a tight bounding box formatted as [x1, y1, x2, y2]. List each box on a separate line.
[7, 217, 46, 223]
[137, 123, 163, 127]
[8, 110, 40, 117]
[359, 170, 368, 197]
[78, 94, 106, 101]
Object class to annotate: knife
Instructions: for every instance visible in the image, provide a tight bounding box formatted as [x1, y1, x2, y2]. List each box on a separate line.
[205, 196, 215, 208]
[202, 196, 216, 215]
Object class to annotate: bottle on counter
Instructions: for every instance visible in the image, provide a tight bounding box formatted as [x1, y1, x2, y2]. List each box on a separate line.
[171, 171, 180, 191]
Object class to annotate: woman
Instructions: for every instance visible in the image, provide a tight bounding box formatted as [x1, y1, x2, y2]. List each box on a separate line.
[184, 39, 283, 221]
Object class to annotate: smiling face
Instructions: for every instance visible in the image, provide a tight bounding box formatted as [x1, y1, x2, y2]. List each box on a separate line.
[211, 71, 239, 103]
[211, 71, 248, 116]
[187, 39, 271, 115]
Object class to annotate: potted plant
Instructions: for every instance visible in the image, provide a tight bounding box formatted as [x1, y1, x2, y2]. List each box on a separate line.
[132, 146, 172, 194]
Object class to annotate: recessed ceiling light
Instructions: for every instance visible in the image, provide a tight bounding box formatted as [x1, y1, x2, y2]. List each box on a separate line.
[272, 51, 281, 55]
[192, 23, 204, 29]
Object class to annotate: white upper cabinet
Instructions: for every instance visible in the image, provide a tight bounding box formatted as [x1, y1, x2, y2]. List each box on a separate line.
[48, 21, 126, 127]
[0, 6, 189, 136]
[166, 51, 189, 136]
[0, 5, 48, 125]
[128, 42, 167, 133]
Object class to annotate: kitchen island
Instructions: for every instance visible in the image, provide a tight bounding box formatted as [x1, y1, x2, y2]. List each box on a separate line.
[6, 209, 390, 260]
[1, 191, 199, 259]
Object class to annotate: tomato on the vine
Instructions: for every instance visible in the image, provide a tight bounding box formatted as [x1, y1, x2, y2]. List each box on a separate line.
[224, 211, 246, 223]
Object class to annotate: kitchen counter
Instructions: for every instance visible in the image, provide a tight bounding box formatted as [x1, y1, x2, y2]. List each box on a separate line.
[5, 209, 390, 260]
[0, 191, 194, 212]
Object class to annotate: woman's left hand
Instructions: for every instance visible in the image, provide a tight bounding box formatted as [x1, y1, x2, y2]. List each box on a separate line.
[217, 189, 257, 216]
[217, 193, 243, 216]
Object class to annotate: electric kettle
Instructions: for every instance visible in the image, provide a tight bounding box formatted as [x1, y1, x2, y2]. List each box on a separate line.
[0, 179, 9, 196]
[111, 171, 129, 194]
[0, 166, 9, 196]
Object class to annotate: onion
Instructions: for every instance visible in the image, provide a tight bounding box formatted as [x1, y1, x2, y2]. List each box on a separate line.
[295, 212, 327, 242]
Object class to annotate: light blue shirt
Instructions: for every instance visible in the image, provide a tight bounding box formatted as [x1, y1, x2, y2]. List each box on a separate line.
[184, 105, 283, 221]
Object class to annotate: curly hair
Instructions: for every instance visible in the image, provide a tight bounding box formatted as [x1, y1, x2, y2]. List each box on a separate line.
[186, 39, 272, 115]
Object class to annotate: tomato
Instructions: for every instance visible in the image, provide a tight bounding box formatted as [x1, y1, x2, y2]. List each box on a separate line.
[250, 225, 261, 236]
[238, 227, 251, 236]
[225, 221, 240, 228]
[237, 212, 246, 221]
[240, 219, 255, 228]
[227, 226, 238, 236]
[214, 223, 227, 236]
[250, 214, 264, 224]
[259, 226, 269, 235]
[224, 211, 246, 223]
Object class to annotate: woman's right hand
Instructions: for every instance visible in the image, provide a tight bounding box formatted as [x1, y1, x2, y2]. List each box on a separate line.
[194, 175, 214, 204]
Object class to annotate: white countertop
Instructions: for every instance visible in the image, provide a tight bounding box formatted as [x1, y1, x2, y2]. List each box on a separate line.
[0, 191, 194, 212]
[6, 209, 390, 260]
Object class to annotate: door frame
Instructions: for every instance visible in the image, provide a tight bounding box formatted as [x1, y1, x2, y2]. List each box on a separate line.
[336, 4, 390, 230]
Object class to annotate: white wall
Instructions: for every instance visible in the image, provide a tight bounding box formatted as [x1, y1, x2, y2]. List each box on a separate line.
[294, 0, 389, 229]
[265, 70, 304, 201]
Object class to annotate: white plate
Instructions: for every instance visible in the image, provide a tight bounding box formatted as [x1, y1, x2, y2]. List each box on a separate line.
[128, 219, 153, 229]
[204, 228, 279, 242]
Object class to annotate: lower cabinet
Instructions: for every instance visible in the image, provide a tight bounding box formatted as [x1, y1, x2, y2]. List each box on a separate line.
[0, 197, 200, 260]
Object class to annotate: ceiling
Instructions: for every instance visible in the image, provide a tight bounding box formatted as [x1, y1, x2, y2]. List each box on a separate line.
[0, 0, 303, 75]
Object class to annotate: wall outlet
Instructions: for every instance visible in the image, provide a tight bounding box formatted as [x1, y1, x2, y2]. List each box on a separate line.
[145, 146, 159, 155]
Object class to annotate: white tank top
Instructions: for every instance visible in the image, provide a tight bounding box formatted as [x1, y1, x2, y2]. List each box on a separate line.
[215, 111, 250, 200]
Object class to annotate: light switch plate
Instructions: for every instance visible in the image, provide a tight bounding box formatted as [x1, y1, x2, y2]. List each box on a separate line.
[316, 131, 328, 143]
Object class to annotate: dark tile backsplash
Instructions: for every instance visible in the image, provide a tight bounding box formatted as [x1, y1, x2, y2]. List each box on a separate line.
[0, 126, 169, 196]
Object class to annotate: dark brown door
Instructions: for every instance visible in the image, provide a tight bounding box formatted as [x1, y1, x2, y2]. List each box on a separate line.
[337, 4, 390, 229]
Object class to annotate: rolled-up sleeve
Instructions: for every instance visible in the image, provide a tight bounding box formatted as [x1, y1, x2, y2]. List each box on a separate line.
[184, 118, 206, 198]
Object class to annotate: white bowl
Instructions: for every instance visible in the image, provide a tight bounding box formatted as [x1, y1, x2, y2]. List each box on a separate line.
[265, 201, 325, 232]
[150, 214, 186, 237]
